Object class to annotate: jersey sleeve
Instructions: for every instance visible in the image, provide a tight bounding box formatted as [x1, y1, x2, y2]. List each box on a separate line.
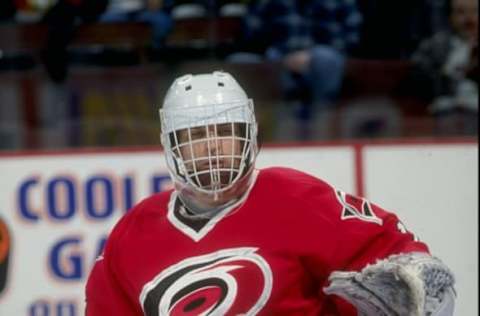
[328, 190, 429, 271]
[85, 192, 170, 316]
[262, 167, 431, 315]
[289, 170, 430, 276]
[303, 184, 429, 315]
[85, 257, 138, 316]
[85, 211, 144, 315]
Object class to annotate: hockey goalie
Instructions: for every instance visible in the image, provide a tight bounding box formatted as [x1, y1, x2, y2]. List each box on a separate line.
[85, 71, 455, 315]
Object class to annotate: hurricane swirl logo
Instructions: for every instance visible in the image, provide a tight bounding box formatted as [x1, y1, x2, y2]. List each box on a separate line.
[140, 248, 272, 316]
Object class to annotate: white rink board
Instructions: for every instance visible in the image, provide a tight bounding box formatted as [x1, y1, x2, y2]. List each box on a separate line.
[257, 146, 356, 193]
[0, 151, 173, 315]
[0, 142, 477, 316]
[363, 144, 478, 316]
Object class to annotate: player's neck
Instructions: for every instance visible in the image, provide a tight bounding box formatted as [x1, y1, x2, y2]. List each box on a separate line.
[177, 169, 258, 219]
[179, 195, 239, 219]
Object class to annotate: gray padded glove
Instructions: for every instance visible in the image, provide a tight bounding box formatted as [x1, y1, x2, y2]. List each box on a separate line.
[323, 252, 455, 316]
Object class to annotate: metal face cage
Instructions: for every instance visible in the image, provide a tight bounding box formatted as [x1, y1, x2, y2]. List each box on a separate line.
[160, 100, 258, 197]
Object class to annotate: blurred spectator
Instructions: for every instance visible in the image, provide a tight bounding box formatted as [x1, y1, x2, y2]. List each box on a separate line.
[356, 0, 443, 59]
[41, 0, 109, 83]
[37, 0, 108, 150]
[100, 0, 174, 49]
[0, 0, 17, 22]
[215, 0, 250, 16]
[239, 0, 362, 139]
[410, 0, 478, 134]
[12, 0, 57, 22]
[169, 1, 209, 20]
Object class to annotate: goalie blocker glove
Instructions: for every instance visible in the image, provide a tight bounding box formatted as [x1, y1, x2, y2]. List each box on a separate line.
[324, 252, 456, 316]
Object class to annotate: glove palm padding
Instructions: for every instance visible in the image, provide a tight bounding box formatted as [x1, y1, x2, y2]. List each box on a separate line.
[324, 253, 455, 316]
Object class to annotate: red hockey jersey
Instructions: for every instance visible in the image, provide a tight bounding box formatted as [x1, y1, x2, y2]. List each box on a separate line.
[85, 167, 429, 316]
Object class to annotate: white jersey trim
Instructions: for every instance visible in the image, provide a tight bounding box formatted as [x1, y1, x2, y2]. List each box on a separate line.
[167, 169, 259, 242]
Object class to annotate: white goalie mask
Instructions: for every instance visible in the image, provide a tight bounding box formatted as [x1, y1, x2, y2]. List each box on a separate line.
[160, 71, 258, 208]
